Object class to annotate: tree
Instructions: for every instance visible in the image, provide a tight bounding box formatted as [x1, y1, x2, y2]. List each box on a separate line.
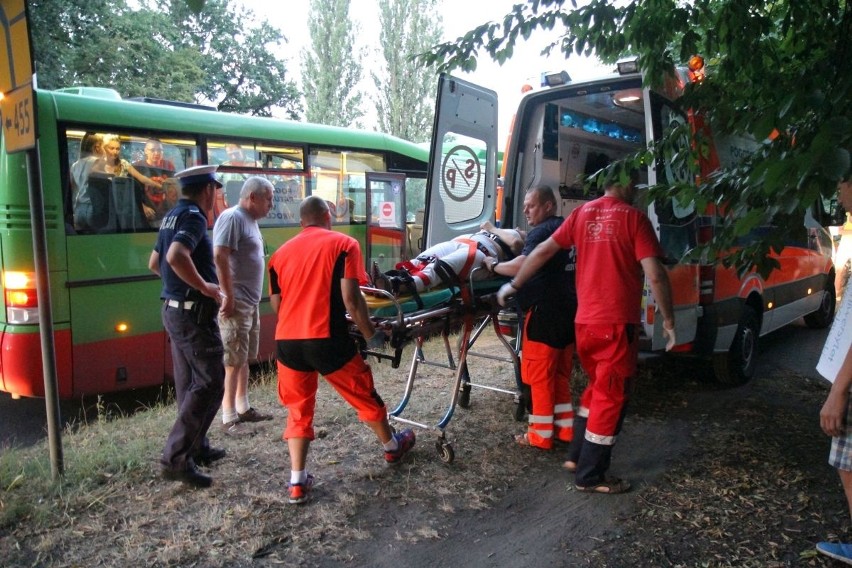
[301, 0, 364, 127]
[372, 0, 443, 143]
[27, 0, 301, 117]
[165, 0, 301, 117]
[420, 0, 851, 276]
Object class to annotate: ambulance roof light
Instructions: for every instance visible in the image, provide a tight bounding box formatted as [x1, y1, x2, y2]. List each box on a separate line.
[616, 57, 639, 75]
[541, 71, 571, 88]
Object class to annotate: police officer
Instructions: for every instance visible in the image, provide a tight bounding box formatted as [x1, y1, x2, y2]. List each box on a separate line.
[148, 165, 227, 488]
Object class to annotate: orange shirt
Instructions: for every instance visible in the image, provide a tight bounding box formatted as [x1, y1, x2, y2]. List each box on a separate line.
[268, 226, 365, 340]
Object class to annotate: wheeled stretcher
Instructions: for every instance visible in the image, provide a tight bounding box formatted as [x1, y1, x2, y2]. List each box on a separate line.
[350, 269, 523, 463]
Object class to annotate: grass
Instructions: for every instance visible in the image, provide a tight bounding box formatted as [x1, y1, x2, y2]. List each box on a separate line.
[0, 333, 539, 566]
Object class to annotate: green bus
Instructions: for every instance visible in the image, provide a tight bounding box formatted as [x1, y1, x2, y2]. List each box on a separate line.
[0, 87, 428, 399]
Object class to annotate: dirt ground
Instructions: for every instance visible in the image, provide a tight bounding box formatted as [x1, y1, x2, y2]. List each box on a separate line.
[1, 325, 847, 567]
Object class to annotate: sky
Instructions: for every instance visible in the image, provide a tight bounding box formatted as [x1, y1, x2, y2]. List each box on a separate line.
[235, 0, 608, 138]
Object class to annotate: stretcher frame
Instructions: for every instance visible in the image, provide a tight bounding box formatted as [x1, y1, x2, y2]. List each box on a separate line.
[352, 268, 523, 463]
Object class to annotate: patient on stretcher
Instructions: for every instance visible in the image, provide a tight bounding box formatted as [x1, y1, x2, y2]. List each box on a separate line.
[371, 221, 525, 297]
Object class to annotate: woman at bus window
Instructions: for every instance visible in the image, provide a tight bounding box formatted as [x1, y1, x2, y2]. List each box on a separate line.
[71, 132, 104, 231]
[95, 135, 160, 223]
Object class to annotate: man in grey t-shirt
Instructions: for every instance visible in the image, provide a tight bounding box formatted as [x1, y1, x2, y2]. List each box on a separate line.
[213, 177, 274, 433]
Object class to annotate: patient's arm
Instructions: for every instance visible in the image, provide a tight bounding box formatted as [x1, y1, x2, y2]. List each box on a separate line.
[480, 220, 525, 256]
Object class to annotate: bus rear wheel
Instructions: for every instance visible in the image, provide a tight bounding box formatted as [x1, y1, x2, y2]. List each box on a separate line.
[712, 306, 759, 386]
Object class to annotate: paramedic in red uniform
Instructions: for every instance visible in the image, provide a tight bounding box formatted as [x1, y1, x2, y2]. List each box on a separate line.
[498, 171, 676, 494]
[488, 186, 577, 450]
[268, 195, 416, 505]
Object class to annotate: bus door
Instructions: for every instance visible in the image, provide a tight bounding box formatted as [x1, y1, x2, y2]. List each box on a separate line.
[424, 74, 499, 248]
[365, 172, 407, 273]
[643, 91, 701, 350]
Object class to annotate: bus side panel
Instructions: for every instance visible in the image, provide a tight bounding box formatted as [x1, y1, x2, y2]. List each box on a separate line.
[0, 328, 73, 398]
[66, 235, 166, 395]
[71, 330, 166, 396]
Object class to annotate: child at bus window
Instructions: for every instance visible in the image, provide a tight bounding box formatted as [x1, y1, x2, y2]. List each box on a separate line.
[95, 135, 161, 223]
[133, 139, 176, 216]
[71, 132, 105, 231]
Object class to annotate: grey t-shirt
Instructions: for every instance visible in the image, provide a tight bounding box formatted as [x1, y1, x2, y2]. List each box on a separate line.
[212, 206, 264, 305]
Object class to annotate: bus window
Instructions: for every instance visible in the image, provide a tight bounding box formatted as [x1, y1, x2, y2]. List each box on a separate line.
[263, 176, 305, 226]
[64, 128, 201, 234]
[309, 148, 386, 226]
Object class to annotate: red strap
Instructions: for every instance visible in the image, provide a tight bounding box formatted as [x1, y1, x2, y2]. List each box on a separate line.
[454, 239, 481, 280]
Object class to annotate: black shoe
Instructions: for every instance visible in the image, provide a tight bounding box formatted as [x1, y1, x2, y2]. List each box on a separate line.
[195, 447, 227, 466]
[161, 464, 213, 488]
[371, 262, 392, 293]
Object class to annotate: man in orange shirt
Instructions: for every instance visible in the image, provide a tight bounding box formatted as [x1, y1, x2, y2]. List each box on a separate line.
[268, 196, 415, 505]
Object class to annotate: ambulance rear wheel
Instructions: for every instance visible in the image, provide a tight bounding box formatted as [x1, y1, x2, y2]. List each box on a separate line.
[803, 277, 835, 329]
[713, 305, 759, 386]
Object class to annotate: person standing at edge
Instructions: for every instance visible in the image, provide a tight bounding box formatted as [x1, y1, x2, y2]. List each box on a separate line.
[268, 196, 416, 505]
[816, 177, 852, 565]
[214, 176, 275, 434]
[486, 185, 577, 450]
[497, 170, 676, 494]
[149, 165, 227, 489]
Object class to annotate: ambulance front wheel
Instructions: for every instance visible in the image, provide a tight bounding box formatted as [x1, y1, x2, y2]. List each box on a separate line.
[712, 305, 759, 386]
[803, 275, 835, 329]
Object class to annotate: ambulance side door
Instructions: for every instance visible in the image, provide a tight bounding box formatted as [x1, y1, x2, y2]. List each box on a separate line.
[423, 74, 498, 248]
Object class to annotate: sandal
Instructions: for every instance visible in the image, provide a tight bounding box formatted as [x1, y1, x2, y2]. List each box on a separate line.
[575, 477, 631, 494]
[513, 433, 550, 450]
[563, 460, 577, 473]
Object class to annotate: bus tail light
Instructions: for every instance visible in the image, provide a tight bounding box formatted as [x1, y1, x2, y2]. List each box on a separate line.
[4, 271, 39, 324]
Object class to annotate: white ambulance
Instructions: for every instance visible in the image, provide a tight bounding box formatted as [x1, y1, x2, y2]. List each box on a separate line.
[421, 61, 835, 386]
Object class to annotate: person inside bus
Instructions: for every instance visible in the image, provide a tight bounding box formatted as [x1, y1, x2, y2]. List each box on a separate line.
[222, 143, 263, 168]
[370, 222, 525, 298]
[132, 138, 176, 219]
[94, 135, 161, 224]
[71, 132, 104, 231]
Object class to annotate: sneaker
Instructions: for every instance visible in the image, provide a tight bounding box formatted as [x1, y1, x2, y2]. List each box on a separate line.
[288, 473, 315, 505]
[237, 407, 273, 422]
[816, 542, 852, 564]
[371, 262, 393, 293]
[384, 429, 416, 464]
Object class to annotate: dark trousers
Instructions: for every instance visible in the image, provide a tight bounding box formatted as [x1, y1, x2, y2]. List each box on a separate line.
[161, 304, 225, 470]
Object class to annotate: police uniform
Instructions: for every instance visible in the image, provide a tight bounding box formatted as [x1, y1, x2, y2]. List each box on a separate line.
[155, 165, 225, 479]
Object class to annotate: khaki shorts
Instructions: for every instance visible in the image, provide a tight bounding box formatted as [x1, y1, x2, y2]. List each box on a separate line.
[218, 303, 260, 367]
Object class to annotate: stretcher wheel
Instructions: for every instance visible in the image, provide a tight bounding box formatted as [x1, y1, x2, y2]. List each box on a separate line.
[458, 383, 471, 408]
[436, 440, 455, 464]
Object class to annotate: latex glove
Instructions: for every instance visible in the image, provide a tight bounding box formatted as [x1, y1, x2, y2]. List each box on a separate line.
[366, 330, 387, 350]
[496, 282, 517, 306]
[663, 324, 676, 352]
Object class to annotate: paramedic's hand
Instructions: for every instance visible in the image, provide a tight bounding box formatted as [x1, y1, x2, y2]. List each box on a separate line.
[663, 323, 676, 352]
[366, 330, 387, 350]
[496, 282, 517, 306]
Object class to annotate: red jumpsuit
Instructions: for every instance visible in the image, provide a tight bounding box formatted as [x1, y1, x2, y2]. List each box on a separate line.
[516, 215, 577, 449]
[551, 195, 664, 486]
